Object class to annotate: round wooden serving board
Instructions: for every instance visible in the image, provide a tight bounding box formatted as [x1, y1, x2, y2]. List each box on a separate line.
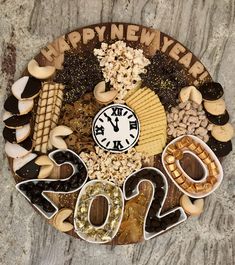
[10, 23, 213, 245]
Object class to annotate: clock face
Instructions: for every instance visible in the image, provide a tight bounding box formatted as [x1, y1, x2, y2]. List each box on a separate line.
[92, 104, 140, 153]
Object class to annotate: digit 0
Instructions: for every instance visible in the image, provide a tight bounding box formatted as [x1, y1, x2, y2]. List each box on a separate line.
[162, 135, 223, 198]
[74, 180, 124, 243]
[16, 149, 88, 219]
[123, 167, 187, 240]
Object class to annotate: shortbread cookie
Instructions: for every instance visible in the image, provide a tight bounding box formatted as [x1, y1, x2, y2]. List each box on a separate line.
[4, 95, 34, 115]
[198, 82, 224, 100]
[13, 153, 40, 179]
[3, 124, 31, 143]
[3, 111, 31, 129]
[12, 76, 41, 100]
[126, 87, 167, 155]
[211, 123, 234, 142]
[5, 138, 33, 158]
[204, 98, 226, 115]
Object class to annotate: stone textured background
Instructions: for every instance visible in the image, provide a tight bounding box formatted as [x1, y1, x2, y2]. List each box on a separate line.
[0, 0, 234, 264]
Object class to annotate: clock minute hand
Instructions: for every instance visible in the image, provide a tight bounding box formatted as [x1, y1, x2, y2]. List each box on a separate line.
[104, 113, 119, 132]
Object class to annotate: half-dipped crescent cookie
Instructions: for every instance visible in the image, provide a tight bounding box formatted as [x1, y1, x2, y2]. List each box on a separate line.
[3, 111, 31, 129]
[3, 124, 31, 143]
[4, 95, 34, 115]
[198, 82, 224, 100]
[12, 76, 41, 100]
[203, 98, 226, 116]
[206, 110, 229, 125]
[5, 137, 33, 158]
[13, 153, 40, 179]
[207, 136, 232, 157]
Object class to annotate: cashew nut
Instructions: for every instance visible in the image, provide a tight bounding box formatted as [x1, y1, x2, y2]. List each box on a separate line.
[28, 59, 56, 79]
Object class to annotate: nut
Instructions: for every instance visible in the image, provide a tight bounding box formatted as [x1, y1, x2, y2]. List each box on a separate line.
[28, 59, 56, 79]
[167, 98, 212, 142]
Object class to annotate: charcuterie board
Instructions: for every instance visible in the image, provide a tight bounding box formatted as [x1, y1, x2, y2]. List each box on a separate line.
[3, 23, 233, 245]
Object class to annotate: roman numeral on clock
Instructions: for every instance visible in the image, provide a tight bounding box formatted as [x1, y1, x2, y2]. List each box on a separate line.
[129, 120, 138, 130]
[113, 140, 123, 150]
[94, 125, 104, 135]
[111, 107, 123, 116]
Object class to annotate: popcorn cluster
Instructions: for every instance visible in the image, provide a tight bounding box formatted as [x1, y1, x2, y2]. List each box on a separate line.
[94, 41, 150, 103]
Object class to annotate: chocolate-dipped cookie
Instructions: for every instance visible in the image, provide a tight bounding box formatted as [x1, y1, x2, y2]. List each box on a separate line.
[12, 76, 41, 100]
[3, 111, 31, 129]
[207, 136, 232, 157]
[5, 137, 33, 158]
[198, 82, 224, 100]
[4, 95, 34, 115]
[206, 110, 229, 125]
[13, 153, 40, 179]
[3, 124, 31, 143]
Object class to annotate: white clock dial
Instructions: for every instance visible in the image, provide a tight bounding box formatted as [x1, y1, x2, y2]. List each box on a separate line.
[92, 104, 140, 153]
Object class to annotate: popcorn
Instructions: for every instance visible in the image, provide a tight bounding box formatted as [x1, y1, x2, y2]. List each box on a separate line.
[80, 147, 148, 186]
[94, 41, 150, 103]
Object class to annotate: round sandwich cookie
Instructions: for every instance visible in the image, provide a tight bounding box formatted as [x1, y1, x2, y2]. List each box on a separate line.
[3, 124, 31, 143]
[12, 76, 41, 100]
[198, 82, 224, 100]
[5, 137, 33, 158]
[207, 136, 232, 157]
[3, 111, 31, 129]
[4, 95, 34, 115]
[206, 110, 229, 125]
[13, 153, 40, 179]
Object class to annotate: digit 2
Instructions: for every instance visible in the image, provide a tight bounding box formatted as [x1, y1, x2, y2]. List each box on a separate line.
[16, 149, 88, 219]
[123, 167, 187, 240]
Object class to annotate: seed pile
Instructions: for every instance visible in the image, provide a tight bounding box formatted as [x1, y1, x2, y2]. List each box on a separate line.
[54, 51, 103, 103]
[141, 51, 191, 109]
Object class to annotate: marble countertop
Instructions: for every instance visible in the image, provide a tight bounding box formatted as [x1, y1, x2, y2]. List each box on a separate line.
[0, 0, 234, 264]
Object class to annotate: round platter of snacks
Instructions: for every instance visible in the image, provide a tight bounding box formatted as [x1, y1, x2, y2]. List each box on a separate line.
[3, 23, 234, 245]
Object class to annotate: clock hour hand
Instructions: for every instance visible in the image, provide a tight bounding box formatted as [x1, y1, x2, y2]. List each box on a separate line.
[104, 113, 119, 132]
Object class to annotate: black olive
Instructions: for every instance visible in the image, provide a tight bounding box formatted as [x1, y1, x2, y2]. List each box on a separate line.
[64, 151, 73, 161]
[53, 152, 66, 164]
[43, 201, 56, 213]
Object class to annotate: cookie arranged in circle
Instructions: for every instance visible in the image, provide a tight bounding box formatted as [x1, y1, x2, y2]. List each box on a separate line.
[3, 111, 31, 129]
[206, 110, 229, 125]
[12, 76, 41, 100]
[4, 95, 34, 115]
[198, 82, 224, 100]
[3, 124, 31, 143]
[207, 136, 232, 157]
